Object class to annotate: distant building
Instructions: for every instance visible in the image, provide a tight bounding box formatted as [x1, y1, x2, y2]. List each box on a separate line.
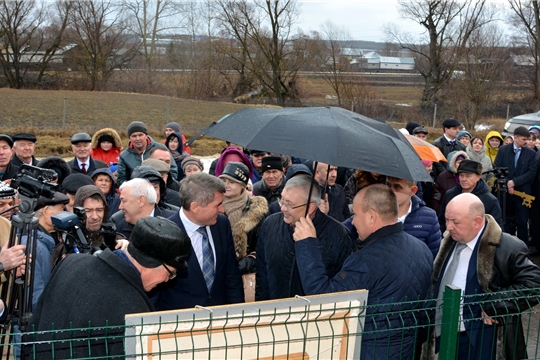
[352, 51, 415, 71]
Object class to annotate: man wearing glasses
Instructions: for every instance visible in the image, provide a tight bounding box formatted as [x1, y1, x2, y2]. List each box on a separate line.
[256, 174, 355, 301]
[23, 216, 190, 359]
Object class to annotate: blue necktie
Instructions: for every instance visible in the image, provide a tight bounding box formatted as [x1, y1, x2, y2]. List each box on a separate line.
[514, 148, 521, 168]
[449, 140, 456, 147]
[197, 226, 215, 292]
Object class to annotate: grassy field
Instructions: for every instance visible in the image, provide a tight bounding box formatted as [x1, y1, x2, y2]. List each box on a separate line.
[0, 75, 508, 157]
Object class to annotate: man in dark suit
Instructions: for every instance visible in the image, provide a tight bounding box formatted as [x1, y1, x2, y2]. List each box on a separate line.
[67, 132, 107, 177]
[493, 126, 537, 243]
[151, 172, 244, 310]
[432, 193, 540, 359]
[432, 118, 466, 177]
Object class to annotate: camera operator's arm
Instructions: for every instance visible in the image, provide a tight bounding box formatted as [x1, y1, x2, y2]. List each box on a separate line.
[0, 242, 26, 272]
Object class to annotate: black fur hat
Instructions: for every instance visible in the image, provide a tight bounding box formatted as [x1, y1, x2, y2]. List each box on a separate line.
[37, 156, 71, 185]
[128, 216, 190, 270]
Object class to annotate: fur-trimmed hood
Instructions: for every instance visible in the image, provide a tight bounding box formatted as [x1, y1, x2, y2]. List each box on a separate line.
[91, 128, 123, 150]
[230, 195, 268, 258]
[446, 150, 469, 174]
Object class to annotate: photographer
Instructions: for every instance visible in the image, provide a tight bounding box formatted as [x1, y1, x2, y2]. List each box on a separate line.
[52, 185, 127, 265]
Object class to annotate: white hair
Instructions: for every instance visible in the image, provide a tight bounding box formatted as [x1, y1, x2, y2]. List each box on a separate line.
[120, 178, 157, 205]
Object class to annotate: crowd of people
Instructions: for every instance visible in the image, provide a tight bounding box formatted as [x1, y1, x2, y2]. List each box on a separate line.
[0, 116, 539, 359]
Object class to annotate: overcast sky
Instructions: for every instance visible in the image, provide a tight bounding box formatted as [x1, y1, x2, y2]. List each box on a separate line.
[297, 0, 510, 42]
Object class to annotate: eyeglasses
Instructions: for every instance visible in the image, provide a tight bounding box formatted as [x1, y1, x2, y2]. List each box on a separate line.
[278, 199, 308, 211]
[162, 263, 177, 280]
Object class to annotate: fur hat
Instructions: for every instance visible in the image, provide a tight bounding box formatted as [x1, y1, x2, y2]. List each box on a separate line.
[128, 216, 190, 270]
[261, 156, 283, 173]
[127, 121, 148, 137]
[219, 162, 249, 185]
[37, 156, 71, 185]
[405, 121, 423, 135]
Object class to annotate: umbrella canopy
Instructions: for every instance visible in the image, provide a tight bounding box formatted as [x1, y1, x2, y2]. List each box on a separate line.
[404, 134, 447, 163]
[204, 107, 431, 182]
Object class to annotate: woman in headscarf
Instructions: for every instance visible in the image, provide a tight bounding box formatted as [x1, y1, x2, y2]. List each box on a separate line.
[218, 162, 268, 276]
[165, 132, 189, 181]
[432, 150, 469, 213]
[91, 128, 122, 166]
[484, 131, 504, 165]
[466, 136, 494, 185]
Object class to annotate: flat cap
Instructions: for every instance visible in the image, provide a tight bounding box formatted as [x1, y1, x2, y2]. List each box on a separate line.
[457, 159, 483, 175]
[442, 118, 461, 128]
[142, 158, 170, 174]
[70, 132, 92, 144]
[35, 192, 70, 211]
[0, 134, 13, 148]
[12, 133, 37, 143]
[412, 126, 428, 135]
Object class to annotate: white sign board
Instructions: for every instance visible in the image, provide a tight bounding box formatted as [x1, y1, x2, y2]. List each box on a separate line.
[125, 290, 368, 359]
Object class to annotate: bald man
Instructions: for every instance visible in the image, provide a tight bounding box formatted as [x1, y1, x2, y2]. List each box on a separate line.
[292, 184, 433, 360]
[431, 193, 540, 359]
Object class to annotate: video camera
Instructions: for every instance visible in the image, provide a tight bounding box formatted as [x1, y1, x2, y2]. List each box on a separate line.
[10, 164, 58, 213]
[52, 207, 118, 255]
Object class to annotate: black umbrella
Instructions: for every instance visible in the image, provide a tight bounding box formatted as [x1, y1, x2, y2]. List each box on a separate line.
[204, 107, 431, 182]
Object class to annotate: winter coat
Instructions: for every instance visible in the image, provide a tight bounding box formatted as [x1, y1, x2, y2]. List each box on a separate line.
[466, 143, 494, 183]
[90, 168, 120, 218]
[295, 222, 433, 360]
[432, 150, 468, 213]
[484, 130, 504, 164]
[10, 154, 38, 167]
[432, 135, 467, 176]
[319, 183, 350, 222]
[428, 215, 540, 360]
[67, 157, 108, 177]
[21, 226, 56, 310]
[91, 128, 122, 165]
[117, 136, 178, 186]
[23, 249, 154, 359]
[0, 161, 19, 182]
[403, 195, 441, 258]
[438, 179, 503, 233]
[342, 195, 441, 258]
[110, 207, 176, 239]
[226, 195, 268, 274]
[256, 209, 355, 301]
[252, 177, 285, 204]
[131, 165, 180, 208]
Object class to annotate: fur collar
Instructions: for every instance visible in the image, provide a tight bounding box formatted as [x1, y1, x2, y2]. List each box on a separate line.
[230, 196, 268, 258]
[432, 214, 501, 293]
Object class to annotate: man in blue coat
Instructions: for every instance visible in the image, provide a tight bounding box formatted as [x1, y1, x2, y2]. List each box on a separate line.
[151, 173, 244, 310]
[493, 126, 537, 243]
[292, 184, 433, 360]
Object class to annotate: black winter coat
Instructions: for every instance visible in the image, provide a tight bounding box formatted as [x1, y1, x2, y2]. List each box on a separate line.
[23, 249, 153, 359]
[438, 179, 503, 232]
[432, 136, 466, 177]
[256, 209, 355, 300]
[252, 178, 284, 204]
[0, 161, 19, 181]
[110, 206, 176, 239]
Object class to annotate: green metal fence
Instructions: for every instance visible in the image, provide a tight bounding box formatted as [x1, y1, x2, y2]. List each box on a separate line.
[2, 287, 539, 359]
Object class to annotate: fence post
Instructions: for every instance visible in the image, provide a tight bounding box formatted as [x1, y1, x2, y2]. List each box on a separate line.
[432, 103, 437, 128]
[63, 97, 67, 129]
[439, 285, 461, 360]
[506, 104, 510, 120]
[167, 97, 170, 122]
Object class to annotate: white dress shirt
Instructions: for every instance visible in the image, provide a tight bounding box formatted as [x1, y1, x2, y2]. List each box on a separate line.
[180, 208, 216, 271]
[444, 223, 485, 331]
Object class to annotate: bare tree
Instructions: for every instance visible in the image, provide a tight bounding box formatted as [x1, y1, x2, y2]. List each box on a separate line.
[445, 23, 508, 128]
[122, 0, 184, 92]
[213, 0, 304, 106]
[312, 21, 352, 107]
[386, 0, 497, 109]
[68, 0, 138, 91]
[508, 0, 540, 102]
